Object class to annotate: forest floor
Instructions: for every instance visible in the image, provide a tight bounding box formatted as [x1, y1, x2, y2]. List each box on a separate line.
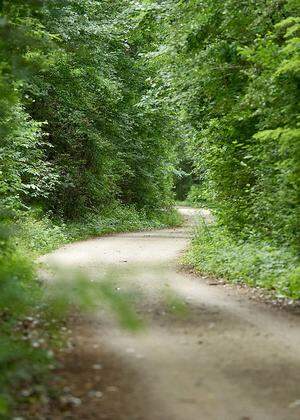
[39, 207, 300, 420]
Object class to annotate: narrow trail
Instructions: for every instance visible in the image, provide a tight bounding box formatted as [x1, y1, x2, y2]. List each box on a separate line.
[41, 208, 300, 420]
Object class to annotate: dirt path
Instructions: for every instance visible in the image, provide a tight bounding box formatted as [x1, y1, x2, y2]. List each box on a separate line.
[41, 207, 300, 420]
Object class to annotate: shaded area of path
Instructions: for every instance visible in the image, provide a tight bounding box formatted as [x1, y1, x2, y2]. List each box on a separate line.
[41, 207, 300, 420]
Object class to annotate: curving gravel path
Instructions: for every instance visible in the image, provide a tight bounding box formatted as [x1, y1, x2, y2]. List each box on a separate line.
[41, 207, 300, 420]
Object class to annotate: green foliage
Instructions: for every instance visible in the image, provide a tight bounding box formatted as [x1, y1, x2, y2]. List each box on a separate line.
[136, 0, 299, 297]
[0, 103, 56, 209]
[136, 0, 299, 244]
[17, 205, 182, 256]
[184, 222, 299, 300]
[0, 1, 59, 211]
[1, 0, 175, 218]
[0, 210, 51, 417]
[62, 205, 182, 245]
[164, 291, 189, 318]
[186, 185, 213, 207]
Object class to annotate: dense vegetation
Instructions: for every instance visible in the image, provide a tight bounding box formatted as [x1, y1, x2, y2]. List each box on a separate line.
[1, 0, 177, 215]
[132, 0, 299, 298]
[0, 0, 299, 416]
[0, 1, 178, 416]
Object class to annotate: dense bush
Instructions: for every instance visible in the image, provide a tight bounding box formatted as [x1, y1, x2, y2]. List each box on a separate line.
[136, 0, 300, 246]
[133, 0, 300, 295]
[1, 0, 175, 218]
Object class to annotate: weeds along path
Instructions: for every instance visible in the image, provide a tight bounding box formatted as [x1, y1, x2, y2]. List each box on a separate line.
[40, 207, 300, 420]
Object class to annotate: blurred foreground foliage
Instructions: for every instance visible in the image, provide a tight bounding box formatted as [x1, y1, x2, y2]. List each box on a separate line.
[0, 204, 173, 416]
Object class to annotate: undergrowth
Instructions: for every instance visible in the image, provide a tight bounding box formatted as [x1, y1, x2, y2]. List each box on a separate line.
[184, 220, 300, 300]
[17, 204, 182, 256]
